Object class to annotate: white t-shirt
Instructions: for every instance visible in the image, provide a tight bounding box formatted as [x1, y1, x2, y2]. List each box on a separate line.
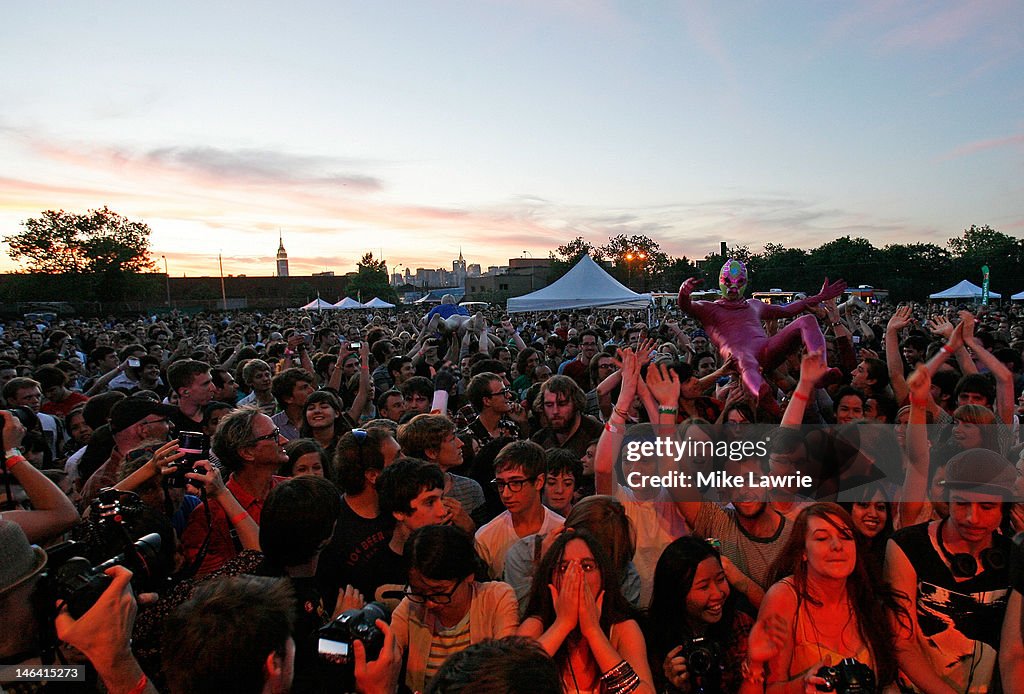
[613, 486, 690, 608]
[475, 506, 564, 579]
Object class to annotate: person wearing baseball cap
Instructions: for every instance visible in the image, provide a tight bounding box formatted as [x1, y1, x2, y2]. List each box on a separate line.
[79, 398, 176, 508]
[886, 448, 1020, 692]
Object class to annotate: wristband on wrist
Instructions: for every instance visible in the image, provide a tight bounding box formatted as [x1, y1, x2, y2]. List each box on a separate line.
[791, 390, 810, 402]
[3, 455, 26, 470]
[604, 421, 625, 435]
[910, 397, 929, 407]
[5, 447, 22, 459]
[657, 406, 678, 415]
[941, 343, 956, 355]
[127, 674, 148, 694]
[230, 511, 249, 526]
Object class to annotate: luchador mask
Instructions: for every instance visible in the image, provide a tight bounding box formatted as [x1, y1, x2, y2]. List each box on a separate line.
[719, 259, 748, 299]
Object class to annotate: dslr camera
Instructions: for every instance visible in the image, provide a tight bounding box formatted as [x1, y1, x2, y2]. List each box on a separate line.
[681, 636, 722, 692]
[816, 658, 876, 693]
[35, 489, 169, 619]
[318, 602, 387, 665]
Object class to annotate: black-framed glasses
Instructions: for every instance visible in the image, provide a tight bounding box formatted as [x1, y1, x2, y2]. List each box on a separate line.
[491, 477, 533, 493]
[486, 387, 512, 399]
[403, 580, 462, 604]
[251, 427, 281, 443]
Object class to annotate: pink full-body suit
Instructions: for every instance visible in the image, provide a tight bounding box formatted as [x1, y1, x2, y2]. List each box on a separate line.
[677, 275, 846, 398]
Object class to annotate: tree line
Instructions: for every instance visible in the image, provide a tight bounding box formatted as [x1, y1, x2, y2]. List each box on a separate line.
[549, 225, 1024, 302]
[4, 207, 1022, 305]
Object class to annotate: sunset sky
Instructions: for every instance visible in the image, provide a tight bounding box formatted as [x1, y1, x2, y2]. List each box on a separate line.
[2, 1, 1022, 282]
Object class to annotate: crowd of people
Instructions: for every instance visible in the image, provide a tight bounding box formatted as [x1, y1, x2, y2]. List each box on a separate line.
[1, 276, 1023, 693]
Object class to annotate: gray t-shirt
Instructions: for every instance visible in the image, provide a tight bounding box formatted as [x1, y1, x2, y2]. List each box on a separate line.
[693, 503, 791, 590]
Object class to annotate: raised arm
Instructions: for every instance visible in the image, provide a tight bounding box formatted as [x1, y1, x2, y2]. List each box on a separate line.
[594, 349, 640, 495]
[897, 365, 933, 528]
[959, 310, 1014, 425]
[1, 411, 79, 542]
[346, 342, 372, 423]
[780, 351, 827, 428]
[884, 306, 913, 404]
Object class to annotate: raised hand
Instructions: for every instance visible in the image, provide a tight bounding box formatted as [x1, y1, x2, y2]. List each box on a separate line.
[798, 349, 828, 386]
[812, 278, 847, 304]
[887, 305, 913, 333]
[925, 315, 954, 340]
[645, 362, 680, 408]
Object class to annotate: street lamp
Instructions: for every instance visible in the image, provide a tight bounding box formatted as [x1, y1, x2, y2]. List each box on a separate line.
[162, 255, 171, 308]
[624, 251, 647, 290]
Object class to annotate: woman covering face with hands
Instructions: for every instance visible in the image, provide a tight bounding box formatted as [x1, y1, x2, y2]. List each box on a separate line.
[518, 528, 655, 694]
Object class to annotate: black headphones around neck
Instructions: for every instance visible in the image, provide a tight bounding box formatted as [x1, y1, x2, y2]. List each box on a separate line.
[935, 517, 1007, 577]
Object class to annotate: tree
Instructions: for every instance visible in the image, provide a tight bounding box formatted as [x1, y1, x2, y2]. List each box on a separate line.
[5, 207, 156, 275]
[346, 252, 398, 303]
[946, 225, 1024, 291]
[599, 234, 671, 291]
[548, 236, 601, 283]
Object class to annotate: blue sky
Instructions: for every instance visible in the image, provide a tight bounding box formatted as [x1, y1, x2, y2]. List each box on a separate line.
[1, 1, 1021, 281]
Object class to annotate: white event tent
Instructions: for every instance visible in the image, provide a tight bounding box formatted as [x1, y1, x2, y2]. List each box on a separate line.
[928, 280, 1001, 301]
[507, 255, 653, 313]
[298, 298, 338, 310]
[333, 297, 366, 309]
[363, 297, 396, 308]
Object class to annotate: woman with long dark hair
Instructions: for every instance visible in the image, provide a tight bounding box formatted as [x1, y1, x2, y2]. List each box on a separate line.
[647, 537, 753, 693]
[518, 529, 654, 694]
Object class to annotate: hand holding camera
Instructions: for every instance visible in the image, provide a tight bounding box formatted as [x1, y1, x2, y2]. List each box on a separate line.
[184, 459, 226, 499]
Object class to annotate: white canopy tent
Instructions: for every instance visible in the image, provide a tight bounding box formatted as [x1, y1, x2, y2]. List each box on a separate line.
[1012, 290, 1024, 301]
[332, 297, 366, 309]
[363, 297, 396, 308]
[507, 255, 653, 313]
[929, 280, 1001, 300]
[298, 298, 338, 310]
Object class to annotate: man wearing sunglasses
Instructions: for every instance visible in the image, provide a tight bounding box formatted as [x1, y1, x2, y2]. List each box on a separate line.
[475, 440, 564, 579]
[181, 406, 289, 577]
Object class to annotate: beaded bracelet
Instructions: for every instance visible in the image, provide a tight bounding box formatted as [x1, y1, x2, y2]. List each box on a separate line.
[601, 660, 640, 694]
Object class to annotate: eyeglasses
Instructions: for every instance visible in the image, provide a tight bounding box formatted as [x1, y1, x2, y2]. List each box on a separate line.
[251, 427, 282, 443]
[403, 580, 462, 604]
[491, 477, 533, 493]
[486, 387, 512, 398]
[556, 559, 599, 574]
